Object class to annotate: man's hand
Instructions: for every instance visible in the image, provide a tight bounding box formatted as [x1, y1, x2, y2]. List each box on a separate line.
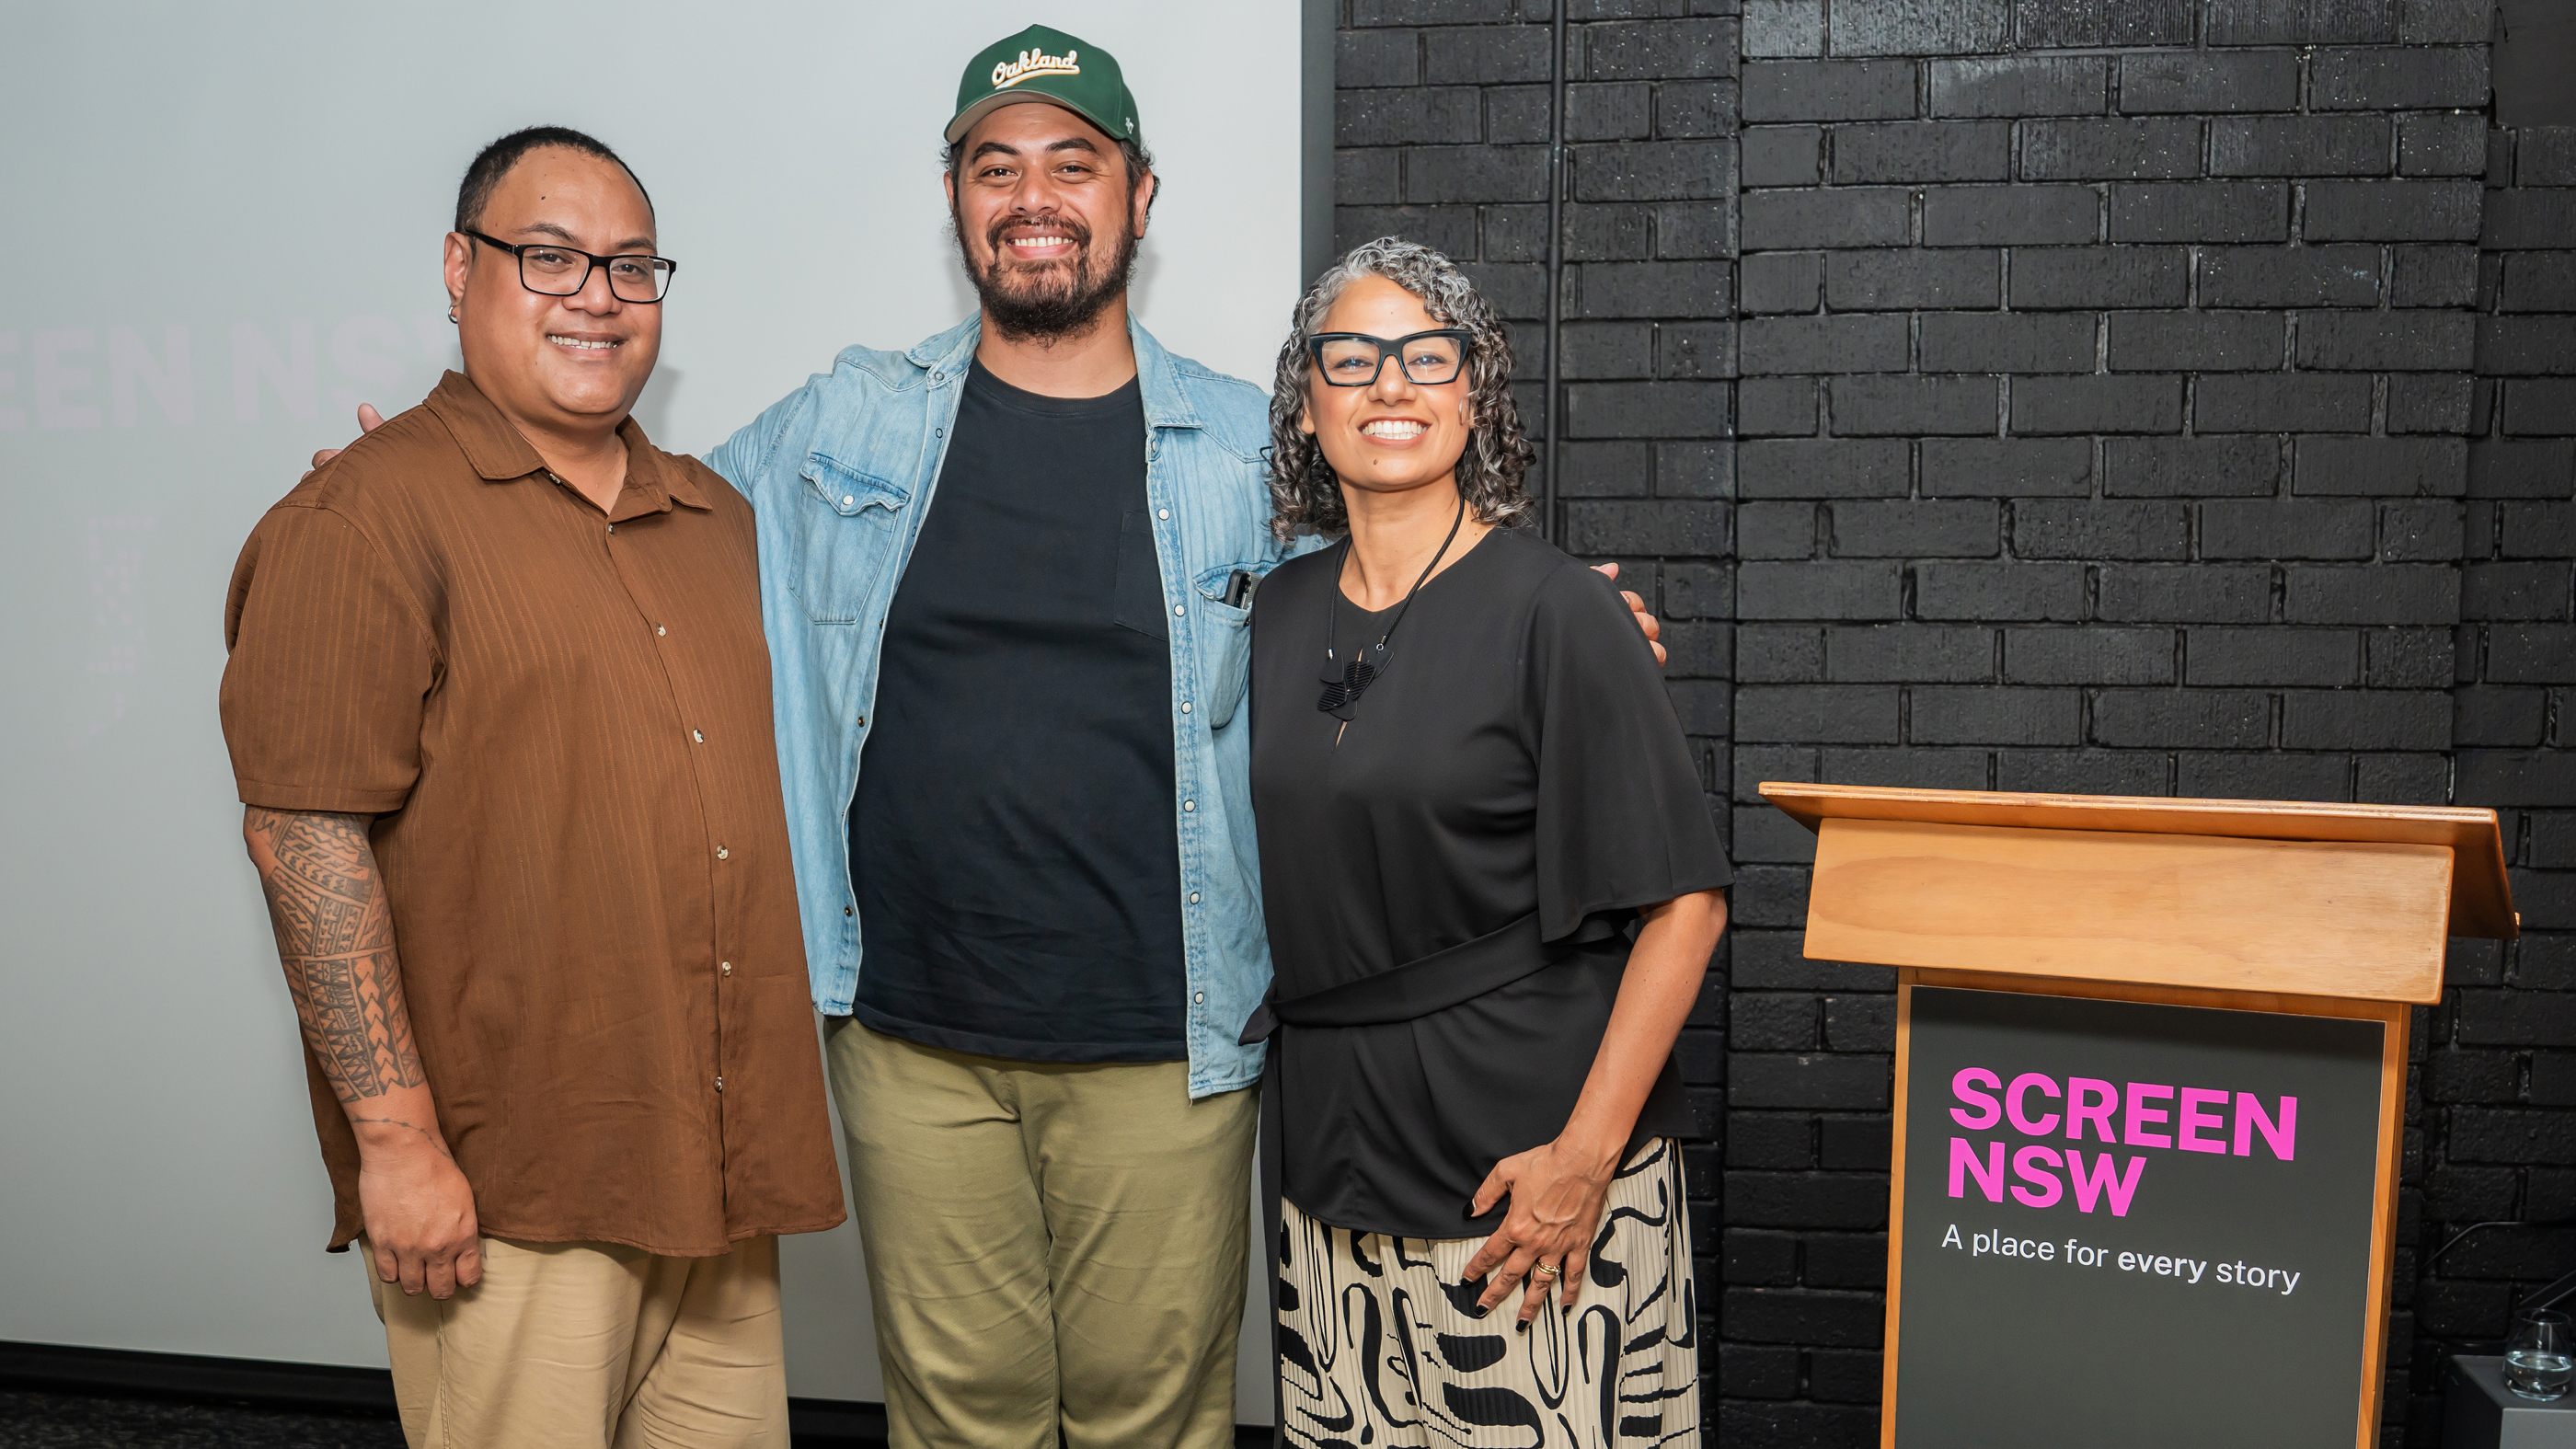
[1592, 561, 1665, 667]
[305, 403, 386, 477]
[357, 1126, 483, 1298]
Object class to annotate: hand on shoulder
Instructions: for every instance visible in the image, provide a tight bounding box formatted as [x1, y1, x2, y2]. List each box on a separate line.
[1589, 560, 1664, 667]
[305, 403, 388, 477]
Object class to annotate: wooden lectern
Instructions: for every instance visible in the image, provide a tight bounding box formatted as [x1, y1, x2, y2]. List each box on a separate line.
[1758, 783, 2520, 1449]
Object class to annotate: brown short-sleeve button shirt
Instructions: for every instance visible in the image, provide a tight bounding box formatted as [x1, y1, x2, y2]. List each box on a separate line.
[221, 371, 844, 1256]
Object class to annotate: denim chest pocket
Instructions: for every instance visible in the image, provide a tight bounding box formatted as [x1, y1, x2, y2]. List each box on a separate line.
[1193, 562, 1265, 730]
[794, 453, 911, 625]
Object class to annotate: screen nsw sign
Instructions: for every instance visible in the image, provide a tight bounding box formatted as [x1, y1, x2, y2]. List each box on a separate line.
[1892, 985, 2389, 1449]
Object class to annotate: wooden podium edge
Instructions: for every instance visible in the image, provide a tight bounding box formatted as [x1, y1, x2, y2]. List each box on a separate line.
[1807, 818, 2452, 1004]
[1759, 782, 2516, 941]
[1878, 969, 2411, 1449]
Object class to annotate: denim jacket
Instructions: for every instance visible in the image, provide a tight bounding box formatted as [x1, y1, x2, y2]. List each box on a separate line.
[706, 315, 1308, 1097]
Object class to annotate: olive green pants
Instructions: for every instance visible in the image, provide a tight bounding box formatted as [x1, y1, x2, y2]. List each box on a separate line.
[825, 1019, 1257, 1449]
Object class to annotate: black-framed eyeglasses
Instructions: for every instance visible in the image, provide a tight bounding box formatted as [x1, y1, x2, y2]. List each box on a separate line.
[464, 230, 677, 303]
[1306, 328, 1473, 387]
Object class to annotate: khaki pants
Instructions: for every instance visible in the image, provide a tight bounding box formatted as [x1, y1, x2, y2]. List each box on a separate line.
[364, 1234, 787, 1449]
[826, 1019, 1257, 1449]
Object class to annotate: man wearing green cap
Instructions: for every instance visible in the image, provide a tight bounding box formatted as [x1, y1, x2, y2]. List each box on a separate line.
[708, 27, 1279, 1447]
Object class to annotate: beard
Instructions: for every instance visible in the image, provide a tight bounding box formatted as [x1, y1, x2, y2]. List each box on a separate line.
[957, 205, 1140, 344]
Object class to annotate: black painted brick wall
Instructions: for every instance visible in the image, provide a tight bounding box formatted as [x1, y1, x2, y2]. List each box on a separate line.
[1732, 5, 2487, 1439]
[2404, 114, 2576, 1443]
[1329, 0, 2576, 1442]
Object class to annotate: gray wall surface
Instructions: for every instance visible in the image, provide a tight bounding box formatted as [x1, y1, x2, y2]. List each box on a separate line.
[0, 0, 1301, 1420]
[1328, 0, 2575, 1443]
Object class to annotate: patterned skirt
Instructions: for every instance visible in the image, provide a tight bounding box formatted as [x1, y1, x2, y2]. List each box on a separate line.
[1276, 1138, 1700, 1447]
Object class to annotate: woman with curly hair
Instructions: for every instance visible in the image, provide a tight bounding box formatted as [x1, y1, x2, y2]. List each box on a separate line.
[1242, 236, 1731, 1445]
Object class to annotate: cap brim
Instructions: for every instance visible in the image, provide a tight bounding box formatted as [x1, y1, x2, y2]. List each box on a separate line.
[944, 90, 1122, 145]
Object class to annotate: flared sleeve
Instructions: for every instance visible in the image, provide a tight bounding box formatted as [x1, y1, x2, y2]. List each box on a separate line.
[1524, 561, 1733, 944]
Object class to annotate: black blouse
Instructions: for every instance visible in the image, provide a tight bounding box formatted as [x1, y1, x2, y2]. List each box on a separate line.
[1247, 524, 1732, 1241]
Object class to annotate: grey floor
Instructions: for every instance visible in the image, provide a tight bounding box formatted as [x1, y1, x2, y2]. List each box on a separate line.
[0, 1390, 404, 1449]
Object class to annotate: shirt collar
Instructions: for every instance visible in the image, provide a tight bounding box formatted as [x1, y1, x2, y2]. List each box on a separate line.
[1125, 316, 1203, 432]
[422, 371, 706, 513]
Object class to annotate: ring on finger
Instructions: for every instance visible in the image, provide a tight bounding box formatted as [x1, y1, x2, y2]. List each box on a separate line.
[1533, 1262, 1561, 1280]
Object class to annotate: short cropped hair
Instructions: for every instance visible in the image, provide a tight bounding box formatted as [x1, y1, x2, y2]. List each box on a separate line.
[454, 126, 653, 235]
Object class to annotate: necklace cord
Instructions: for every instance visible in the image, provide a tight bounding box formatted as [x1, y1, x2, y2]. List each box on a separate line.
[1327, 492, 1468, 662]
[1320, 494, 1468, 716]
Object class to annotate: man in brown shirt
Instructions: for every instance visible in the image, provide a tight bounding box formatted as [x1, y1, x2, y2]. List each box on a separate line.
[220, 125, 842, 1448]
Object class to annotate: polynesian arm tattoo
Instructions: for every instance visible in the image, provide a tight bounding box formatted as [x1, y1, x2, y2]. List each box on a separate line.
[243, 808, 432, 1123]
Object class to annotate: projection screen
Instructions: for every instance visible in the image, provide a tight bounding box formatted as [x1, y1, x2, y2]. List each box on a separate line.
[0, 0, 1309, 1416]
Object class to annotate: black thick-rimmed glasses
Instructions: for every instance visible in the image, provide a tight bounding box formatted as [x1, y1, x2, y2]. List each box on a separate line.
[1306, 328, 1473, 387]
[464, 229, 677, 303]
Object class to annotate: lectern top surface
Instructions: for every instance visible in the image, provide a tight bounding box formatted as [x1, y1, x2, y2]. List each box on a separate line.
[1758, 782, 2516, 940]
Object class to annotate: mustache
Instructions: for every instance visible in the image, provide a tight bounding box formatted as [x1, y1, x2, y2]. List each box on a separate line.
[950, 201, 1137, 345]
[985, 213, 1093, 258]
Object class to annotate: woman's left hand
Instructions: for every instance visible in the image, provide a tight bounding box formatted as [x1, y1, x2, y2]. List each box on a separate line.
[1462, 1133, 1621, 1327]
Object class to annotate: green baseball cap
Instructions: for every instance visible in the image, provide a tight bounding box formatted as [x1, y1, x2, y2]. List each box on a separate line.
[946, 25, 1140, 146]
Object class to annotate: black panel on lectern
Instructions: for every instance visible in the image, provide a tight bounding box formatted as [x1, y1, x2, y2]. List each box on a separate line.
[1894, 987, 2386, 1449]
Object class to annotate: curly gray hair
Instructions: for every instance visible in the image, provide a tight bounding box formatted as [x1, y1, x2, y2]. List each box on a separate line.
[1265, 237, 1535, 541]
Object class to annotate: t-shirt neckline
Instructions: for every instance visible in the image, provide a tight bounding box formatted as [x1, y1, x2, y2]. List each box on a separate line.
[966, 359, 1143, 420]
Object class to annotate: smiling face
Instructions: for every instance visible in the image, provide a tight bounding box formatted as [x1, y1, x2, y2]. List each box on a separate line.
[945, 102, 1153, 342]
[1298, 274, 1476, 507]
[445, 146, 661, 437]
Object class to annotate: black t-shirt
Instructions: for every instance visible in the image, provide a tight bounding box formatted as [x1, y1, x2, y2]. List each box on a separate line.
[848, 362, 1187, 1062]
[1248, 525, 1733, 1240]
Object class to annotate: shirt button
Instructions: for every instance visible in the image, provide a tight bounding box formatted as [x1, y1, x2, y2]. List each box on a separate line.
[716, 845, 730, 860]
[1158, 508, 1170, 520]
[845, 905, 855, 915]
[856, 714, 866, 727]
[605, 523, 616, 535]
[1180, 701, 1192, 714]
[843, 494, 856, 507]
[715, 1075, 725, 1092]
[1172, 604, 1185, 616]
[656, 625, 667, 637]
[720, 960, 732, 976]
[1182, 799, 1195, 812]
[1189, 892, 1201, 904]
[692, 729, 705, 743]
[1193, 992, 1205, 1004]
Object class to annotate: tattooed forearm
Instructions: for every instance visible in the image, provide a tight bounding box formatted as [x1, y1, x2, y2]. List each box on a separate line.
[245, 807, 426, 1104]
